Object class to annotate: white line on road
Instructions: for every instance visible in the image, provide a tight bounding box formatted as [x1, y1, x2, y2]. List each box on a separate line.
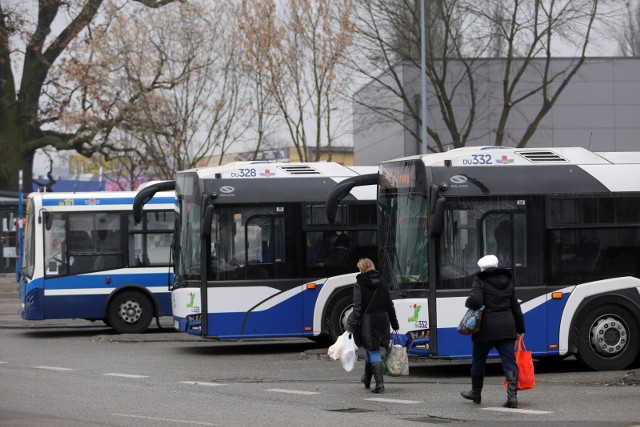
[113, 413, 219, 426]
[365, 397, 423, 404]
[33, 366, 74, 371]
[482, 407, 554, 415]
[266, 388, 321, 395]
[104, 373, 149, 379]
[0, 361, 7, 364]
[180, 381, 228, 387]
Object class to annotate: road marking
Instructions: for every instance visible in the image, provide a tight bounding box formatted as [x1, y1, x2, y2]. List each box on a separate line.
[113, 413, 219, 426]
[104, 373, 148, 379]
[180, 381, 227, 387]
[0, 361, 7, 364]
[482, 407, 554, 415]
[266, 388, 321, 395]
[33, 366, 74, 371]
[365, 397, 423, 404]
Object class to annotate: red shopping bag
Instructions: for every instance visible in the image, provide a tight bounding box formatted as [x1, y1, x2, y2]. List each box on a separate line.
[504, 336, 535, 390]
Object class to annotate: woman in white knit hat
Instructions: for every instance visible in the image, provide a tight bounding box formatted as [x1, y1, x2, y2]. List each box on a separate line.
[460, 254, 525, 408]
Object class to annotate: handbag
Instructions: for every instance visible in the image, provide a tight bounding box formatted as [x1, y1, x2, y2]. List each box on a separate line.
[327, 331, 349, 360]
[385, 333, 409, 376]
[504, 336, 535, 390]
[457, 305, 484, 335]
[457, 280, 485, 335]
[340, 333, 358, 372]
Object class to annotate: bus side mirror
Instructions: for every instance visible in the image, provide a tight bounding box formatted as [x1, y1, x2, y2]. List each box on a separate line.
[429, 197, 445, 237]
[44, 212, 53, 230]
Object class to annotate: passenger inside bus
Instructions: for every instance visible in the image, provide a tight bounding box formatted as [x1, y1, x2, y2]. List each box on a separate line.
[308, 231, 338, 266]
[494, 220, 513, 268]
[318, 233, 350, 267]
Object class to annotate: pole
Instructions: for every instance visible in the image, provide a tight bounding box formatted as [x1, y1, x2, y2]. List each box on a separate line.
[420, 0, 428, 154]
[17, 170, 23, 282]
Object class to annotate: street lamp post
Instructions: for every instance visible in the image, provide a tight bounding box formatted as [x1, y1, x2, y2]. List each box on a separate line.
[420, 0, 428, 154]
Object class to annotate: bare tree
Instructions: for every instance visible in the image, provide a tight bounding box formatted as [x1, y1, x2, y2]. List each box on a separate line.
[618, 1, 640, 56]
[265, 0, 355, 162]
[236, 0, 281, 160]
[0, 0, 183, 192]
[350, 0, 626, 153]
[58, 0, 249, 178]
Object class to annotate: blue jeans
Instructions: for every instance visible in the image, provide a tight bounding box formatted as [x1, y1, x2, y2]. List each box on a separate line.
[471, 339, 517, 376]
[366, 349, 382, 364]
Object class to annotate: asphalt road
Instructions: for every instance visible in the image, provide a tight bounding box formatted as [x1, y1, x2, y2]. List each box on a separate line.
[2, 277, 640, 427]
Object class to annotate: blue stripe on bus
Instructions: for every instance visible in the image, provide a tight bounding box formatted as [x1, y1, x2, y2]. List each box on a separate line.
[43, 272, 171, 290]
[203, 285, 321, 338]
[42, 197, 174, 206]
[427, 297, 562, 360]
[21, 274, 172, 320]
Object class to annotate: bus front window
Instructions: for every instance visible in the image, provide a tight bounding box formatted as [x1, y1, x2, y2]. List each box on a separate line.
[178, 199, 201, 281]
[22, 199, 36, 279]
[379, 192, 429, 291]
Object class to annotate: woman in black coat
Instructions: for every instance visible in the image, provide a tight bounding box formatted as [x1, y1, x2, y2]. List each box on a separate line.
[346, 258, 399, 393]
[461, 255, 525, 408]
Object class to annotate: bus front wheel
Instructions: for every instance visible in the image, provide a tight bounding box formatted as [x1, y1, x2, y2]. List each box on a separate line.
[576, 303, 639, 371]
[327, 294, 353, 343]
[107, 290, 153, 334]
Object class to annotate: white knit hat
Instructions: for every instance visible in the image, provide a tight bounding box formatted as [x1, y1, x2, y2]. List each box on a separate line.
[478, 255, 499, 270]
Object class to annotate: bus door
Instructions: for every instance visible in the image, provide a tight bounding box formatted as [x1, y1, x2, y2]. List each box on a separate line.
[208, 206, 293, 338]
[42, 211, 121, 319]
[479, 199, 547, 356]
[438, 197, 544, 358]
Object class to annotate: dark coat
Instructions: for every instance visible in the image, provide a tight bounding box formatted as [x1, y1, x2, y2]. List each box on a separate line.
[347, 271, 400, 350]
[465, 267, 525, 342]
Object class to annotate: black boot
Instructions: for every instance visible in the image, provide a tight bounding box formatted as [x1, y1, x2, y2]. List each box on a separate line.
[503, 371, 518, 408]
[460, 374, 483, 404]
[371, 362, 384, 393]
[361, 362, 373, 389]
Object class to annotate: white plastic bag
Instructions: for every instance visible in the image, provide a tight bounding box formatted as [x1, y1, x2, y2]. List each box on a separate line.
[340, 334, 358, 372]
[386, 345, 409, 376]
[327, 331, 349, 360]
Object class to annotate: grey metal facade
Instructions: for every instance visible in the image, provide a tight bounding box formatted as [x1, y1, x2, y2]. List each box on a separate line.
[354, 58, 640, 165]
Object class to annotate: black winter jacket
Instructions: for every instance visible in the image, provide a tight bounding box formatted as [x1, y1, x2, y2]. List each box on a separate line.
[466, 267, 525, 343]
[347, 271, 399, 350]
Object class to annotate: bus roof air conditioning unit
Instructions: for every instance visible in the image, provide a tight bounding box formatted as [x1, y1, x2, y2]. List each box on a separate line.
[516, 151, 568, 163]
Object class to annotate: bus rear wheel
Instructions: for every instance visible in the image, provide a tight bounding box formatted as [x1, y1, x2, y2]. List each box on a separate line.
[107, 290, 153, 334]
[327, 294, 353, 343]
[576, 303, 639, 371]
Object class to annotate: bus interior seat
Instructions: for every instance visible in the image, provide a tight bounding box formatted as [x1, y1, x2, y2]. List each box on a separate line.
[67, 230, 95, 274]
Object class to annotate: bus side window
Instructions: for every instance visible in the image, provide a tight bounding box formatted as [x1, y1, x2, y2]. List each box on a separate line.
[44, 213, 68, 276]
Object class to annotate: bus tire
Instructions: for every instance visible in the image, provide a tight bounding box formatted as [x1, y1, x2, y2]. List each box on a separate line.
[326, 293, 353, 343]
[575, 303, 639, 371]
[107, 290, 153, 334]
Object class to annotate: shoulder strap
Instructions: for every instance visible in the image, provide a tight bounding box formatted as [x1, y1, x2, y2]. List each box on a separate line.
[358, 287, 379, 325]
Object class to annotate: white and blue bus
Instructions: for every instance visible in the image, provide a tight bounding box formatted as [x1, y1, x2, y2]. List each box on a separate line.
[19, 188, 175, 333]
[328, 146, 640, 371]
[136, 162, 377, 342]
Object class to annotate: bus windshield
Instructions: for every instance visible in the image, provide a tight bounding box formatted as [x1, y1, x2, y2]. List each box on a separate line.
[178, 198, 201, 281]
[379, 192, 429, 291]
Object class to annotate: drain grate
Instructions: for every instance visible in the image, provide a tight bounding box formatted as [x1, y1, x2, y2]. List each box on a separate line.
[326, 408, 375, 413]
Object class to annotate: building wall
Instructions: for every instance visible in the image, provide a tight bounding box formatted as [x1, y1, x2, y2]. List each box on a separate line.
[354, 57, 640, 166]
